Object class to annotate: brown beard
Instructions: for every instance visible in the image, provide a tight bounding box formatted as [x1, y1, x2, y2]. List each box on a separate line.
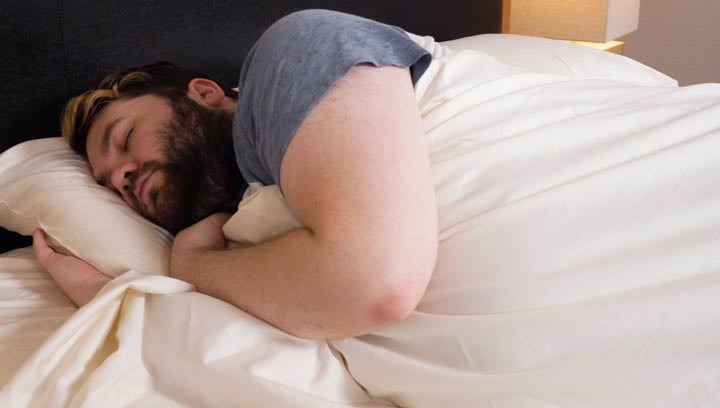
[125, 94, 245, 234]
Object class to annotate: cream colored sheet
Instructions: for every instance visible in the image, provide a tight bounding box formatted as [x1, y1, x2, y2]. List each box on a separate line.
[329, 35, 720, 407]
[2, 35, 720, 407]
[0, 249, 383, 407]
[0, 248, 75, 387]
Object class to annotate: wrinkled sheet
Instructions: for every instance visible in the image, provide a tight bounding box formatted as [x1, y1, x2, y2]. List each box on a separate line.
[0, 248, 383, 407]
[0, 248, 76, 387]
[2, 36, 720, 407]
[329, 36, 720, 407]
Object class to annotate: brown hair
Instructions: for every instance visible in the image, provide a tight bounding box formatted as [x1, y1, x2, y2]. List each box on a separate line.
[60, 61, 237, 155]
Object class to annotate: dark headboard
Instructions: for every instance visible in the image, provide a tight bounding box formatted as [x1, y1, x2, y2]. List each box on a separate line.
[0, 0, 502, 253]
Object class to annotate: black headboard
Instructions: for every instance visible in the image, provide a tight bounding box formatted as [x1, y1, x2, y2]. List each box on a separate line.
[0, 0, 502, 253]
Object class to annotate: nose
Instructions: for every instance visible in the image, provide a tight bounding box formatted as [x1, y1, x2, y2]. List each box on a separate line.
[110, 161, 139, 198]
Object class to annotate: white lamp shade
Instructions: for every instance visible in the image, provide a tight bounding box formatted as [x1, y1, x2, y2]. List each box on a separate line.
[504, 0, 641, 42]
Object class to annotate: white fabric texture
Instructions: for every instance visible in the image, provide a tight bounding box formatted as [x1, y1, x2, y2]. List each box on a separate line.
[333, 34, 720, 407]
[1, 34, 720, 407]
[0, 248, 76, 387]
[441, 33, 678, 87]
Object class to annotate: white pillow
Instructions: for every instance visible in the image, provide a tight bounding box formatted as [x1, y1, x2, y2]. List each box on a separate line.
[0, 138, 172, 277]
[223, 182, 301, 246]
[441, 34, 678, 87]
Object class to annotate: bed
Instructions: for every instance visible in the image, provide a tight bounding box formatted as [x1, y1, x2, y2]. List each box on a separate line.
[2, 1, 720, 407]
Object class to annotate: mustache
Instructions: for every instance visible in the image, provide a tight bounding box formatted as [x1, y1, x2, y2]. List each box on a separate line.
[125, 161, 165, 211]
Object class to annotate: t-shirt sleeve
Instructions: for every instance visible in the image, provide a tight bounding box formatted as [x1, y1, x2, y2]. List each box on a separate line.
[232, 9, 432, 187]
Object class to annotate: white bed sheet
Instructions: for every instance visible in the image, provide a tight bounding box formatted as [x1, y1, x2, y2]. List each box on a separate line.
[0, 248, 75, 386]
[330, 33, 720, 407]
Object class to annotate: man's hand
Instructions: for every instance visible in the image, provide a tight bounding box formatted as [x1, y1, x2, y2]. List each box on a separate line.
[32, 229, 112, 307]
[170, 213, 231, 282]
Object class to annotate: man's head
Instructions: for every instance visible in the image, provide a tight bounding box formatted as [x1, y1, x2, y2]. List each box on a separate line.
[61, 62, 245, 233]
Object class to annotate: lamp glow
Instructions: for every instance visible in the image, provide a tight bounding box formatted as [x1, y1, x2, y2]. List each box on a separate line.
[503, 0, 641, 43]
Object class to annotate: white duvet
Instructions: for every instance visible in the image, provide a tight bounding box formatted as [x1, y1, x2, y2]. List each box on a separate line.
[2, 35, 720, 407]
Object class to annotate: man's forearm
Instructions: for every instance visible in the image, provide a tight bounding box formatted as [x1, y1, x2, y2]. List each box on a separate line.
[173, 227, 414, 339]
[170, 66, 439, 339]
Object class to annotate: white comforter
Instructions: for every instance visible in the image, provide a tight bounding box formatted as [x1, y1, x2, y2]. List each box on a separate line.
[2, 35, 720, 407]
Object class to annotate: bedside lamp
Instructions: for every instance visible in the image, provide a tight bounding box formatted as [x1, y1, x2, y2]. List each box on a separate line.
[502, 0, 641, 54]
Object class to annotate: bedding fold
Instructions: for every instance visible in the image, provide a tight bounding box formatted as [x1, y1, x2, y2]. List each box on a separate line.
[0, 267, 389, 407]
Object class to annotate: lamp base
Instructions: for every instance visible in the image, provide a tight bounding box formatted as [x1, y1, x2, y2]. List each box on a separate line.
[565, 40, 625, 55]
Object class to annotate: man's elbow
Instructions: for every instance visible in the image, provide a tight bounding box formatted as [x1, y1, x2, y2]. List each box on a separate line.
[316, 260, 435, 339]
[319, 227, 438, 337]
[368, 254, 437, 327]
[370, 289, 419, 325]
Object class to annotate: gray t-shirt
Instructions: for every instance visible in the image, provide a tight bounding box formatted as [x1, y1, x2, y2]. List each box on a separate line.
[232, 9, 431, 190]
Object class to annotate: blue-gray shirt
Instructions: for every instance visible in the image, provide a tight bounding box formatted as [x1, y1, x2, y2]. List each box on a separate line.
[232, 9, 431, 191]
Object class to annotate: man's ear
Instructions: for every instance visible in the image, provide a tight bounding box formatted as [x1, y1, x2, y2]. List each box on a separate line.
[187, 78, 225, 108]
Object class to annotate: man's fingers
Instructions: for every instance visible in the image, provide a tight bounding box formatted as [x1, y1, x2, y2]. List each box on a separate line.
[191, 212, 232, 231]
[208, 212, 232, 228]
[32, 229, 59, 266]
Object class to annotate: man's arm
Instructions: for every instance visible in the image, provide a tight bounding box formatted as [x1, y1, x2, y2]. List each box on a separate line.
[171, 65, 438, 339]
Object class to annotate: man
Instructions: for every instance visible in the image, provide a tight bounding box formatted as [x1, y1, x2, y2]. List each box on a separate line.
[33, 10, 439, 339]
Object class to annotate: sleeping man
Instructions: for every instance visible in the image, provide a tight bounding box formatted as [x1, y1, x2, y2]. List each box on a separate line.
[33, 9, 440, 339]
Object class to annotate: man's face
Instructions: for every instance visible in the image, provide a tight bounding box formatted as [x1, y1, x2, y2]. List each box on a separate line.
[86, 93, 242, 233]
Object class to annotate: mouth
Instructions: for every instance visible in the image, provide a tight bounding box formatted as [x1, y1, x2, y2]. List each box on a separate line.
[134, 170, 154, 206]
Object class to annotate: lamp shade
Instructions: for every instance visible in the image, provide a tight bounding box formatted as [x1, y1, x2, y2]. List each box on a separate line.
[503, 0, 641, 42]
